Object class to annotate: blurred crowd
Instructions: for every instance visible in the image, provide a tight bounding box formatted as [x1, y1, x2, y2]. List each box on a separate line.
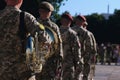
[96, 42, 120, 65]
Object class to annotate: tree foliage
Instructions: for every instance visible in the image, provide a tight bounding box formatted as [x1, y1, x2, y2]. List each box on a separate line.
[85, 9, 120, 44]
[85, 13, 107, 44]
[107, 9, 120, 43]
[21, 0, 67, 21]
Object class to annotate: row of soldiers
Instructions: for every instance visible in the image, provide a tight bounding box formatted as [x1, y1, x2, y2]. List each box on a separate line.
[60, 13, 97, 80]
[0, 0, 97, 80]
[97, 43, 120, 65]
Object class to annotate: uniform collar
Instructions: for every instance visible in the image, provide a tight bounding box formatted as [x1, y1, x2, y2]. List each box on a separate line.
[60, 26, 70, 30]
[5, 6, 21, 12]
[38, 18, 50, 22]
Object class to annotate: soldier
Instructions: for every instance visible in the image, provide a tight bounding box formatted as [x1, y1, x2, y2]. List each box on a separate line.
[83, 21, 97, 80]
[98, 43, 106, 65]
[60, 13, 82, 80]
[36, 1, 63, 80]
[72, 15, 93, 80]
[0, 0, 46, 80]
[106, 42, 112, 65]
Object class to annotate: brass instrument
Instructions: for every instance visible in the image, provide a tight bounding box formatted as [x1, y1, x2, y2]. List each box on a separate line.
[25, 26, 58, 73]
[26, 33, 42, 73]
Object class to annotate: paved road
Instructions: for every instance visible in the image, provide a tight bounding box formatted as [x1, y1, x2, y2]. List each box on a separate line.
[93, 63, 120, 80]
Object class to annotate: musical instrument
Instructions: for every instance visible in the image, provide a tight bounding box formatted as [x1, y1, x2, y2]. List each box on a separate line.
[25, 26, 58, 73]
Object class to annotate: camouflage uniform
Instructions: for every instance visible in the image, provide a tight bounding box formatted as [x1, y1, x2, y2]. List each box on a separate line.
[0, 6, 45, 80]
[60, 26, 82, 80]
[106, 43, 112, 65]
[98, 43, 106, 65]
[72, 26, 93, 80]
[87, 31, 97, 80]
[36, 18, 63, 80]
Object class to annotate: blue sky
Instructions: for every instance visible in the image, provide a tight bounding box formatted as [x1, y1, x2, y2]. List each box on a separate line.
[58, 0, 120, 16]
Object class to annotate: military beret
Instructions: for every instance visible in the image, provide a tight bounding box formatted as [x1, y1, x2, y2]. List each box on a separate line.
[39, 1, 54, 11]
[76, 15, 86, 21]
[61, 13, 73, 21]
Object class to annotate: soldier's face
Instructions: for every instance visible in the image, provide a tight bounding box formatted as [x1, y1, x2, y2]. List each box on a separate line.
[75, 19, 84, 26]
[39, 9, 52, 20]
[61, 18, 71, 27]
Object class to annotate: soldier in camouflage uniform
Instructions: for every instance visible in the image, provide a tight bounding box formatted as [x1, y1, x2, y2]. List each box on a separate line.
[36, 1, 63, 80]
[72, 15, 93, 80]
[83, 22, 97, 80]
[0, 0, 46, 80]
[60, 13, 82, 80]
[106, 42, 112, 65]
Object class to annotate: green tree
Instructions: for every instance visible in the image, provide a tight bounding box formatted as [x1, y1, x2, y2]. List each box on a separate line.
[86, 13, 107, 44]
[21, 0, 67, 21]
[108, 9, 120, 43]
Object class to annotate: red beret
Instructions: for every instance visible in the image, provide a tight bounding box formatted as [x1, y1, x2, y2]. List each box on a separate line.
[61, 13, 73, 21]
[76, 15, 86, 21]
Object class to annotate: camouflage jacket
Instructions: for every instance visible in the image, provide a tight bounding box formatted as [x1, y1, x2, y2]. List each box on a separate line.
[0, 6, 45, 80]
[87, 30, 97, 63]
[72, 26, 93, 56]
[88, 30, 97, 55]
[36, 18, 63, 79]
[60, 26, 81, 67]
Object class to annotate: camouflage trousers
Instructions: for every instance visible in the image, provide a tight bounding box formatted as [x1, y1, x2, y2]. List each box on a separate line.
[89, 64, 95, 80]
[36, 54, 62, 80]
[62, 66, 74, 80]
[82, 54, 96, 80]
[82, 54, 91, 80]
[62, 62, 82, 80]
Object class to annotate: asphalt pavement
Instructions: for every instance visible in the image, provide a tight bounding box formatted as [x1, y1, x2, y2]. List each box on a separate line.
[93, 63, 120, 80]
